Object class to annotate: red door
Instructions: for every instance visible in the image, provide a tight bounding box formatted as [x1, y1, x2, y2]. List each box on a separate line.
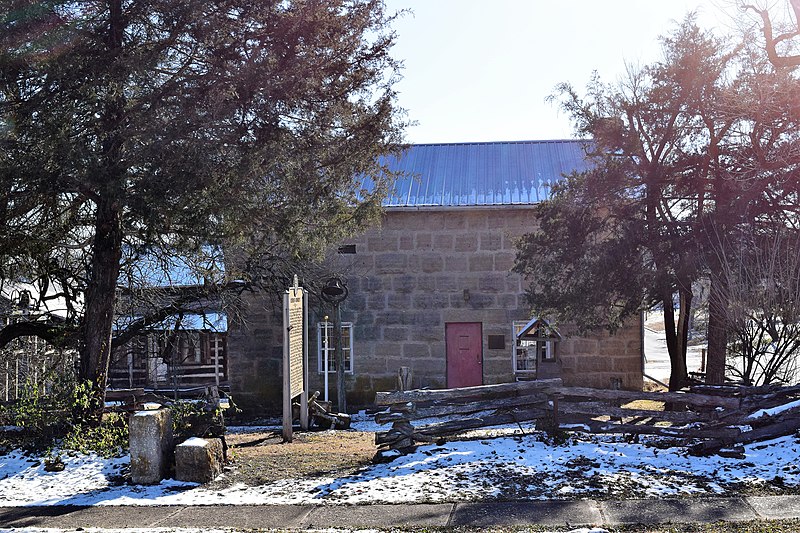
[446, 322, 483, 388]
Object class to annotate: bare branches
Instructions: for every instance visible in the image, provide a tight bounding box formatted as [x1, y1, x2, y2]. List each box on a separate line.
[742, 1, 800, 68]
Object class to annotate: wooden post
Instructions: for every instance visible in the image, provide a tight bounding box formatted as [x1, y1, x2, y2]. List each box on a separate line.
[282, 291, 293, 443]
[300, 288, 309, 431]
[398, 367, 412, 391]
[552, 394, 560, 428]
[334, 303, 346, 414]
[701, 349, 707, 373]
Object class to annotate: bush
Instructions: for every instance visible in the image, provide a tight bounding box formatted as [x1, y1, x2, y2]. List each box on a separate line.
[0, 375, 129, 456]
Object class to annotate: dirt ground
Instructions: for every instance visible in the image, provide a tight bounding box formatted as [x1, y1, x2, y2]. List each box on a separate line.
[207, 428, 376, 489]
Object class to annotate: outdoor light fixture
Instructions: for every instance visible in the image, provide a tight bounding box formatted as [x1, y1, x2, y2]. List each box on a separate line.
[320, 277, 348, 304]
[320, 276, 348, 412]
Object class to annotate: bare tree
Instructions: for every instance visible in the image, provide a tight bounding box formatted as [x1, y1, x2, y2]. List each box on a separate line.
[739, 0, 800, 67]
[715, 228, 800, 385]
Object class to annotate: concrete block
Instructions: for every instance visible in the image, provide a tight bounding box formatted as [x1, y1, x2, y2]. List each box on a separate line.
[130, 408, 173, 485]
[175, 437, 224, 483]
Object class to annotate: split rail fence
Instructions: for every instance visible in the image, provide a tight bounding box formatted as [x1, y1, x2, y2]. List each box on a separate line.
[374, 379, 800, 455]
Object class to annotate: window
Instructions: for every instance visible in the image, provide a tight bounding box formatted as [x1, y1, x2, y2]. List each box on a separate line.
[317, 322, 354, 374]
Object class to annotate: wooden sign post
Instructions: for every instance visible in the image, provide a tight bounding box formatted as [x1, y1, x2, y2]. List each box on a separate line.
[282, 275, 309, 442]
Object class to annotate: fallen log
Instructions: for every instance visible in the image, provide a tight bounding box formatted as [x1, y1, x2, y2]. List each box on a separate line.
[558, 401, 703, 425]
[375, 407, 548, 447]
[375, 393, 550, 425]
[375, 378, 562, 406]
[544, 386, 741, 410]
[691, 414, 800, 455]
[581, 420, 742, 441]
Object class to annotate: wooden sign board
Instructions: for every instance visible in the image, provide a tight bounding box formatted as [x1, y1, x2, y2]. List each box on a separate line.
[282, 275, 308, 442]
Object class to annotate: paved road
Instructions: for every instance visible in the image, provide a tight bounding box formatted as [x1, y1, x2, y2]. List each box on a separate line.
[2, 496, 800, 530]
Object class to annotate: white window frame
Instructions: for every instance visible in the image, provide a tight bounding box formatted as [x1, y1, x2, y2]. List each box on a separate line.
[317, 321, 354, 374]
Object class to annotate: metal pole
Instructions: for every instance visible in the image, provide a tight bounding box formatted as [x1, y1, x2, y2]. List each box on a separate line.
[214, 337, 220, 387]
[323, 315, 330, 402]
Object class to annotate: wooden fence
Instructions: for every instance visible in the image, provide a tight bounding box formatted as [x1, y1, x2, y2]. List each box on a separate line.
[374, 379, 800, 455]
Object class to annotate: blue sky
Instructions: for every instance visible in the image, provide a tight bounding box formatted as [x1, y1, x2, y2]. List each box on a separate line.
[384, 0, 734, 144]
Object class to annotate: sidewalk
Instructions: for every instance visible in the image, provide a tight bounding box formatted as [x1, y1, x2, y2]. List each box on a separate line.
[3, 496, 800, 530]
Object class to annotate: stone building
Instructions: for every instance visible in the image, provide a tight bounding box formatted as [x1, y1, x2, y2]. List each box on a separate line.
[228, 140, 644, 412]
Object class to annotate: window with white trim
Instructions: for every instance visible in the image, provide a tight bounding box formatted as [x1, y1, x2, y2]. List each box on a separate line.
[317, 322, 354, 374]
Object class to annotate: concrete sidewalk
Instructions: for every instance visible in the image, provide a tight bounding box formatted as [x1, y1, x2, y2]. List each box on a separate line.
[2, 496, 800, 530]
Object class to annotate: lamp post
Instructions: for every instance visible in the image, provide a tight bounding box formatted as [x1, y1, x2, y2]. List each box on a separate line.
[323, 315, 329, 402]
[320, 277, 348, 413]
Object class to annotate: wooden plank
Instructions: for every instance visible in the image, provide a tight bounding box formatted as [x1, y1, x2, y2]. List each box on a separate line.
[544, 386, 741, 410]
[375, 378, 562, 406]
[582, 420, 742, 441]
[376, 407, 548, 445]
[558, 401, 703, 425]
[375, 393, 550, 425]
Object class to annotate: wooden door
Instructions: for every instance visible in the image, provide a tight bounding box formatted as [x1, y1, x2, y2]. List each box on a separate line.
[446, 322, 483, 388]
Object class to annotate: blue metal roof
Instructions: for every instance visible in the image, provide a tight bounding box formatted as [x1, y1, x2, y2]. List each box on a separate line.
[374, 140, 589, 207]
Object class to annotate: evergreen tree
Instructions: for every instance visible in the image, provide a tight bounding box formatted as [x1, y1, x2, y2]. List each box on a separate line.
[0, 0, 406, 407]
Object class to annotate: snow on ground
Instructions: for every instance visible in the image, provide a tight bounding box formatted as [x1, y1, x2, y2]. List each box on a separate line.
[2, 422, 799, 507]
[0, 529, 608, 533]
[644, 312, 705, 384]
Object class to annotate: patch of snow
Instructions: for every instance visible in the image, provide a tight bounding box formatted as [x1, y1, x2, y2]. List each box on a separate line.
[747, 399, 800, 420]
[2, 430, 799, 506]
[179, 437, 208, 448]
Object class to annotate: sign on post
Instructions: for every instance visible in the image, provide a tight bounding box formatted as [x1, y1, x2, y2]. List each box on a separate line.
[282, 275, 308, 442]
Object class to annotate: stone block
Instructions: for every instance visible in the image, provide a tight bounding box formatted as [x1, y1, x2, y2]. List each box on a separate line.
[175, 437, 224, 483]
[375, 253, 408, 274]
[433, 234, 454, 250]
[444, 215, 467, 230]
[387, 293, 411, 309]
[420, 254, 444, 273]
[467, 212, 488, 229]
[444, 256, 469, 273]
[402, 342, 431, 358]
[494, 252, 516, 271]
[469, 254, 494, 272]
[130, 408, 173, 485]
[479, 232, 503, 251]
[398, 234, 414, 250]
[454, 234, 479, 252]
[415, 232, 433, 249]
[367, 235, 398, 252]
[382, 326, 409, 341]
[478, 273, 506, 293]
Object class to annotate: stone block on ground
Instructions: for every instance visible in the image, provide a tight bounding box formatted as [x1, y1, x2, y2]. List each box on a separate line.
[130, 408, 173, 485]
[175, 437, 224, 483]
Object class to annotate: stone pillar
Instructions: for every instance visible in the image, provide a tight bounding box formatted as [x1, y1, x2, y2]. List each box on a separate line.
[130, 408, 173, 484]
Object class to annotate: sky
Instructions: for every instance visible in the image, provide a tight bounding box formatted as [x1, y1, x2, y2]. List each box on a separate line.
[383, 0, 738, 144]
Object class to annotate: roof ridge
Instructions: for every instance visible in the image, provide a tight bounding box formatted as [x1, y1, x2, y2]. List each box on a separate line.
[403, 139, 588, 147]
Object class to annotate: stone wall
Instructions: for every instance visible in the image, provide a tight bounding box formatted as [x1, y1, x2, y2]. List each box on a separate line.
[227, 207, 643, 412]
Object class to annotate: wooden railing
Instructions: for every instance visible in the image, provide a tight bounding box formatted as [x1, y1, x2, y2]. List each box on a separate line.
[374, 379, 800, 455]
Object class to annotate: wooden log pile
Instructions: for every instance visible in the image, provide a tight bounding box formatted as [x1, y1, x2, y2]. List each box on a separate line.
[374, 380, 800, 456]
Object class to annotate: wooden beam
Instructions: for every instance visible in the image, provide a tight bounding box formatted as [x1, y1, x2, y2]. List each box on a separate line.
[375, 378, 562, 406]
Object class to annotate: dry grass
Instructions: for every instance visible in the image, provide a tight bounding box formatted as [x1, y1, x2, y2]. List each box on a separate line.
[207, 429, 376, 489]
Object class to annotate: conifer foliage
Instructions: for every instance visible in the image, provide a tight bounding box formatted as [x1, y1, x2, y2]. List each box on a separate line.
[0, 0, 406, 404]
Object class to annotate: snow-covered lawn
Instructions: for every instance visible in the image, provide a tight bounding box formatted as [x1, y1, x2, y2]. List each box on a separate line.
[2, 418, 799, 507]
[644, 312, 706, 384]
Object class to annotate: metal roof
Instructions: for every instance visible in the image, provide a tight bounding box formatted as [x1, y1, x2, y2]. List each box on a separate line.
[373, 139, 589, 207]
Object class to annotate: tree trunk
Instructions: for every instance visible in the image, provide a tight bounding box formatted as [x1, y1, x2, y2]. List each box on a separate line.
[663, 293, 688, 391]
[79, 195, 123, 410]
[706, 272, 728, 384]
